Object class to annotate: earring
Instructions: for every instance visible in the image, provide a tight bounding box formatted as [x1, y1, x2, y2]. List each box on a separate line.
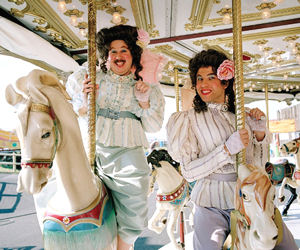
[221, 94, 229, 112]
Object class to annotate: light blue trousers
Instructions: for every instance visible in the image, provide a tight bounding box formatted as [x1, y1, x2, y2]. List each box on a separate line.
[193, 206, 298, 250]
[96, 143, 150, 245]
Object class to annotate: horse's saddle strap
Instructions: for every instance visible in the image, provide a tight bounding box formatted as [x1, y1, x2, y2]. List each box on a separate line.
[205, 173, 237, 182]
[97, 108, 140, 121]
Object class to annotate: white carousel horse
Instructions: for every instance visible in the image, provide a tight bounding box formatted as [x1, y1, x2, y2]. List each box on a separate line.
[278, 137, 300, 205]
[5, 69, 117, 250]
[265, 159, 297, 216]
[231, 164, 281, 250]
[147, 149, 193, 250]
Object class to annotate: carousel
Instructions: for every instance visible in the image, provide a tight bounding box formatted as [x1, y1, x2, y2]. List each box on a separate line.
[0, 0, 300, 249]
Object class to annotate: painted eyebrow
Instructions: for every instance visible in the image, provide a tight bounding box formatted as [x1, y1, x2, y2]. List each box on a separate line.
[197, 73, 216, 77]
[110, 45, 129, 50]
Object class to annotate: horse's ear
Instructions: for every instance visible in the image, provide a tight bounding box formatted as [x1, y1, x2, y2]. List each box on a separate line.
[25, 70, 49, 105]
[5, 84, 25, 106]
[238, 164, 252, 182]
[40, 71, 71, 101]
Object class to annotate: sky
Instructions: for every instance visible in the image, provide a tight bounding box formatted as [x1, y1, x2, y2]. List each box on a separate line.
[0, 55, 299, 142]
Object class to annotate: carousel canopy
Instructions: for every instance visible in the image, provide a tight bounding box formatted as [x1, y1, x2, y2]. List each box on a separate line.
[0, 0, 299, 102]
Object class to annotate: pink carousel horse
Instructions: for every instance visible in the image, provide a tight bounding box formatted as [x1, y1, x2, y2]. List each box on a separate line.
[5, 69, 117, 250]
[278, 137, 300, 207]
[147, 149, 194, 250]
[231, 164, 281, 250]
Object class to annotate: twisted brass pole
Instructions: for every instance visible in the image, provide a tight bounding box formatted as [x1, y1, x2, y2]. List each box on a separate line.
[87, 0, 97, 170]
[265, 83, 270, 161]
[232, 0, 245, 168]
[174, 68, 180, 112]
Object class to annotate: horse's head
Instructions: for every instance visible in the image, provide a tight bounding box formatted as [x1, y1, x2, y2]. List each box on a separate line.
[147, 149, 179, 171]
[5, 70, 68, 194]
[147, 149, 181, 195]
[235, 164, 278, 250]
[280, 137, 300, 156]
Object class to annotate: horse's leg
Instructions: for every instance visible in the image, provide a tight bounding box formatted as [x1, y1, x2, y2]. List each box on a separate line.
[148, 206, 167, 234]
[166, 206, 182, 249]
[282, 185, 297, 216]
[278, 177, 289, 202]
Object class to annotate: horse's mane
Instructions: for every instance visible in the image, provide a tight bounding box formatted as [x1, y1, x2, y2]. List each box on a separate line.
[147, 149, 180, 172]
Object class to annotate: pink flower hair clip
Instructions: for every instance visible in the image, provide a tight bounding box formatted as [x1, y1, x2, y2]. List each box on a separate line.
[136, 29, 150, 49]
[217, 59, 234, 80]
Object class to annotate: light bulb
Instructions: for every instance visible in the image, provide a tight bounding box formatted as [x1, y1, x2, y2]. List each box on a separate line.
[261, 8, 271, 19]
[283, 74, 288, 79]
[58, 0, 67, 13]
[112, 12, 121, 24]
[79, 28, 87, 37]
[222, 13, 231, 24]
[70, 15, 78, 26]
[270, 88, 274, 92]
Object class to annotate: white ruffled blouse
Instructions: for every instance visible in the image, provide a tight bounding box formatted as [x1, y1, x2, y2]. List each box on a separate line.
[166, 103, 272, 209]
[66, 66, 165, 148]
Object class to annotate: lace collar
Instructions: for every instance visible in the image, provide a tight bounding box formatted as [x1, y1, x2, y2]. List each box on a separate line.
[106, 70, 135, 84]
[207, 102, 229, 112]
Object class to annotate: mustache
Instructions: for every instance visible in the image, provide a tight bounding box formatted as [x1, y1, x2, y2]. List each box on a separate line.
[113, 59, 126, 64]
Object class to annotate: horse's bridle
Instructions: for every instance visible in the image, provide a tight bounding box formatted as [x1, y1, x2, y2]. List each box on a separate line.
[21, 103, 59, 169]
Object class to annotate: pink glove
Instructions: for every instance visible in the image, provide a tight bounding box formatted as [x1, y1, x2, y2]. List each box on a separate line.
[246, 116, 266, 132]
[134, 87, 151, 102]
[225, 131, 246, 155]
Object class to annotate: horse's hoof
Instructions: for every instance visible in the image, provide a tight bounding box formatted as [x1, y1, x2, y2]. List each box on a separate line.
[282, 210, 288, 216]
[278, 196, 285, 202]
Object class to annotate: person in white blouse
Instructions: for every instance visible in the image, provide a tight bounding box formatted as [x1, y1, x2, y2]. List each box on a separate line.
[166, 49, 297, 250]
[66, 25, 165, 250]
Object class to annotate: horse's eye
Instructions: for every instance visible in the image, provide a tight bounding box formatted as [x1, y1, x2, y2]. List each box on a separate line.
[42, 132, 51, 139]
[242, 193, 250, 201]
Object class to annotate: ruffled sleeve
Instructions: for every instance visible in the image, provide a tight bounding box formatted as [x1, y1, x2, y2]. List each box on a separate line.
[249, 129, 273, 169]
[65, 66, 87, 115]
[131, 83, 165, 133]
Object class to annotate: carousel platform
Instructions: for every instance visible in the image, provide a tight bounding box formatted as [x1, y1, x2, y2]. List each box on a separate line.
[1, 172, 300, 250]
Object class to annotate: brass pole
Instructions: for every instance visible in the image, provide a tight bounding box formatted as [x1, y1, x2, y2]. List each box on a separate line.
[87, 0, 97, 170]
[265, 83, 270, 161]
[232, 0, 245, 167]
[174, 68, 180, 112]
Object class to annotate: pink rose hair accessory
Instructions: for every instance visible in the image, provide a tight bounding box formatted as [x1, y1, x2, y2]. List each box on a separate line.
[217, 59, 234, 80]
[136, 29, 150, 49]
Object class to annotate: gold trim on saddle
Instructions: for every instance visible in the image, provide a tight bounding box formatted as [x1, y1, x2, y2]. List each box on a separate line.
[156, 180, 186, 202]
[43, 185, 108, 232]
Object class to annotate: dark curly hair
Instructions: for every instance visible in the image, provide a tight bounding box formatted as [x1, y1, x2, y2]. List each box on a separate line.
[96, 25, 143, 81]
[188, 49, 235, 113]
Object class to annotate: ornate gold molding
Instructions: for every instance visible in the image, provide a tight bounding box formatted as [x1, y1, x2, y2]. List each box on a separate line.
[9, 0, 86, 49]
[185, 0, 214, 31]
[193, 27, 300, 46]
[8, 0, 25, 5]
[154, 45, 190, 64]
[187, 6, 300, 29]
[130, 0, 159, 38]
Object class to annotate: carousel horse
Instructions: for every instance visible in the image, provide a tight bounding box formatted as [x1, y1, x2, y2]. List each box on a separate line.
[265, 159, 297, 216]
[147, 149, 193, 250]
[231, 164, 282, 250]
[5, 69, 117, 250]
[278, 137, 300, 210]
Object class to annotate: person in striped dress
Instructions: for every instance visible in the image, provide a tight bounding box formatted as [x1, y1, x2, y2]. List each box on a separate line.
[166, 49, 297, 250]
[66, 25, 165, 250]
